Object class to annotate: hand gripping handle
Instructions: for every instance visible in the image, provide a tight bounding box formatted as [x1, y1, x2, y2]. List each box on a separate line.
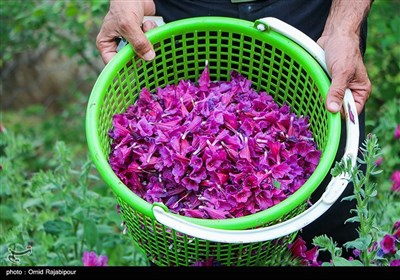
[153, 17, 359, 243]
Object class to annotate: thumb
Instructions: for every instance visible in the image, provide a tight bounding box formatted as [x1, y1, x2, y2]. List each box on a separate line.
[326, 77, 347, 113]
[125, 24, 155, 61]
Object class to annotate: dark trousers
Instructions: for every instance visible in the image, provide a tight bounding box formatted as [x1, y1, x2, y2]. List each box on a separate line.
[154, 0, 367, 259]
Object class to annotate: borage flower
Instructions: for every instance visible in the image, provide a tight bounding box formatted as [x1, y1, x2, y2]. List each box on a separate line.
[394, 124, 400, 140]
[288, 236, 320, 267]
[390, 259, 400, 266]
[390, 170, 400, 192]
[393, 220, 400, 238]
[375, 157, 383, 166]
[379, 234, 397, 255]
[82, 251, 108, 267]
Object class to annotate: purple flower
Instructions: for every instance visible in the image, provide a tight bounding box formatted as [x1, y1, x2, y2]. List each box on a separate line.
[271, 163, 291, 180]
[145, 176, 165, 203]
[390, 259, 400, 266]
[200, 206, 229, 219]
[189, 167, 207, 183]
[255, 190, 274, 209]
[181, 116, 202, 140]
[390, 170, 400, 192]
[352, 249, 361, 257]
[375, 157, 383, 166]
[394, 124, 400, 140]
[393, 221, 400, 239]
[181, 176, 200, 192]
[172, 154, 190, 180]
[191, 257, 221, 266]
[288, 236, 321, 266]
[380, 234, 397, 255]
[137, 117, 154, 137]
[204, 145, 227, 172]
[82, 251, 108, 266]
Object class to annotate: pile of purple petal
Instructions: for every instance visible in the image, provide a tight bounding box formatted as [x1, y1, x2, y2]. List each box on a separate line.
[108, 64, 321, 219]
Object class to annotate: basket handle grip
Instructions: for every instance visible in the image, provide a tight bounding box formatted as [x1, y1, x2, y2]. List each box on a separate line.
[153, 17, 360, 243]
[254, 17, 329, 74]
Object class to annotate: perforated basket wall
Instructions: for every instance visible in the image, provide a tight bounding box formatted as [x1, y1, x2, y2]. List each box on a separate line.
[86, 17, 341, 266]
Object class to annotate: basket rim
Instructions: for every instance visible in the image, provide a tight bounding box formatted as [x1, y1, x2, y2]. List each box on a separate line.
[86, 16, 341, 230]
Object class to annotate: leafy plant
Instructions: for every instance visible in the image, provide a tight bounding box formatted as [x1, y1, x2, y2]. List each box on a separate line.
[0, 0, 108, 72]
[365, 0, 400, 114]
[0, 128, 148, 266]
[313, 134, 399, 266]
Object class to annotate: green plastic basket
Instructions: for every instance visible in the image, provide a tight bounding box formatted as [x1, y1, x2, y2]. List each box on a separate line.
[86, 16, 342, 266]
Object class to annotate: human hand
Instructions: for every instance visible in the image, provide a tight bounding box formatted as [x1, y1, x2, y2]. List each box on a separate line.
[96, 0, 157, 64]
[317, 33, 372, 115]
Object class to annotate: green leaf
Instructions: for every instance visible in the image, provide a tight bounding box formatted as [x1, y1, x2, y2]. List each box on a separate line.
[370, 170, 383, 176]
[0, 205, 15, 222]
[273, 179, 281, 189]
[96, 224, 116, 235]
[65, 4, 78, 17]
[71, 206, 85, 221]
[344, 236, 372, 251]
[68, 259, 82, 266]
[341, 194, 356, 202]
[23, 198, 43, 209]
[43, 220, 72, 235]
[83, 219, 98, 248]
[53, 236, 79, 249]
[369, 189, 378, 197]
[32, 7, 45, 17]
[321, 262, 334, 267]
[312, 235, 332, 248]
[345, 216, 360, 224]
[332, 257, 364, 266]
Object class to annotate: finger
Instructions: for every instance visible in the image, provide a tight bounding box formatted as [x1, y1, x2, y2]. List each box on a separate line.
[350, 84, 371, 115]
[142, 19, 158, 32]
[351, 71, 372, 115]
[355, 101, 364, 116]
[121, 21, 155, 61]
[96, 31, 119, 64]
[326, 77, 347, 113]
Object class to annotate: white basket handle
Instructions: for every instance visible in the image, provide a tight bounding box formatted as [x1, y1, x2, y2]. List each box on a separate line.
[153, 17, 359, 243]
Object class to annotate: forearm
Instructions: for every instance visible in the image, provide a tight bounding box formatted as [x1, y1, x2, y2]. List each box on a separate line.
[323, 0, 373, 37]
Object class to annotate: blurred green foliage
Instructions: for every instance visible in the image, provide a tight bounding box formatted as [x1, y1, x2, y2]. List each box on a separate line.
[0, 130, 149, 266]
[365, 0, 400, 112]
[0, 0, 108, 71]
[365, 1, 400, 221]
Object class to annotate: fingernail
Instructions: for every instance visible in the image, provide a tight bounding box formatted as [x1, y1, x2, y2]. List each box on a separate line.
[329, 102, 341, 112]
[143, 50, 155, 61]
